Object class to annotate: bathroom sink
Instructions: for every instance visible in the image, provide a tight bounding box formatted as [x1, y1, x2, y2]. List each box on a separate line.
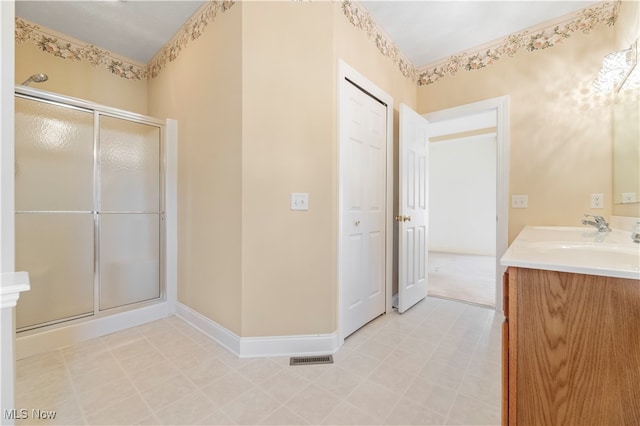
[501, 226, 640, 279]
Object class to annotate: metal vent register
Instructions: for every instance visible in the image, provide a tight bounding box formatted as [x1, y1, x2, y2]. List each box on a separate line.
[289, 355, 334, 366]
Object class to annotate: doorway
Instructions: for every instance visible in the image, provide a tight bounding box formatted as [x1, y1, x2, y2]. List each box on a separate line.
[423, 97, 509, 311]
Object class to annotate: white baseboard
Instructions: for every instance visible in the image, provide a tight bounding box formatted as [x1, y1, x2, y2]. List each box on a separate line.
[175, 302, 339, 358]
[16, 302, 172, 359]
[175, 302, 241, 355]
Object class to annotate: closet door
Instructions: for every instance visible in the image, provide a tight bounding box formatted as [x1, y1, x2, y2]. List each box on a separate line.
[98, 116, 161, 310]
[14, 97, 95, 329]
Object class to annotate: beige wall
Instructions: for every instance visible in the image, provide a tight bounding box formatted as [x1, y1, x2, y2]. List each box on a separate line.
[418, 25, 616, 242]
[15, 43, 147, 114]
[147, 5, 244, 334]
[240, 1, 335, 336]
[239, 1, 418, 337]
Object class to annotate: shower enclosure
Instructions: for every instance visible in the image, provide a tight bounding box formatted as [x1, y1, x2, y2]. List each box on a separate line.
[14, 88, 165, 332]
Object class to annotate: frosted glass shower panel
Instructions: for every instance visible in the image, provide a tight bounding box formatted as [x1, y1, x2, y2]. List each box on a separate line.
[15, 97, 94, 212]
[100, 116, 160, 212]
[99, 214, 160, 310]
[15, 213, 94, 330]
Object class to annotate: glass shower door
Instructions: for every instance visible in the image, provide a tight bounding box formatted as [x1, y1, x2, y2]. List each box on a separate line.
[98, 116, 161, 310]
[15, 97, 95, 330]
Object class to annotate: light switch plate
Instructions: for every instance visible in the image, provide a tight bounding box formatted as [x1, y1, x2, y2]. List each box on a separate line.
[512, 195, 528, 208]
[291, 193, 309, 211]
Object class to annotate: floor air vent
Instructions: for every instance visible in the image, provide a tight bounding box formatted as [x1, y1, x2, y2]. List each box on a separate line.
[289, 355, 333, 366]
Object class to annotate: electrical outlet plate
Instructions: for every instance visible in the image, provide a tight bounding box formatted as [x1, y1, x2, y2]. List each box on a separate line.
[291, 193, 309, 211]
[512, 195, 528, 208]
[591, 193, 604, 209]
[622, 193, 638, 204]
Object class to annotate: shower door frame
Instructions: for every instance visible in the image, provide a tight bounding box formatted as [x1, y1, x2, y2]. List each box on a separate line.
[14, 86, 176, 351]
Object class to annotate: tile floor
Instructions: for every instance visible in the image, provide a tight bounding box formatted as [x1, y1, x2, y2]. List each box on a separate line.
[15, 297, 503, 425]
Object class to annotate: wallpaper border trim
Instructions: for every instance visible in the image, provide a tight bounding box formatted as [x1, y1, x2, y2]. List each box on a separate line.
[341, 0, 619, 86]
[15, 17, 148, 81]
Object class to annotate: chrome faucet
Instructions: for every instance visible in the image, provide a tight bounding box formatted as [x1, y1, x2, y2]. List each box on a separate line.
[581, 214, 611, 233]
[632, 222, 640, 244]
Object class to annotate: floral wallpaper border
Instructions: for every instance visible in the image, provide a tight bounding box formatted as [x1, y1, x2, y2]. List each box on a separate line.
[15, 18, 148, 81]
[16, 0, 618, 86]
[341, 0, 619, 86]
[148, 0, 235, 79]
[15, 0, 235, 81]
[342, 0, 419, 82]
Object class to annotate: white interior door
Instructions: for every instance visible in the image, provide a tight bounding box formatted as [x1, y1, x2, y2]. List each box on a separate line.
[341, 80, 387, 338]
[398, 103, 429, 313]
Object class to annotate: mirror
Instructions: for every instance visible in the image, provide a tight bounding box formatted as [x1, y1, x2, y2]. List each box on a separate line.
[612, 41, 640, 206]
[612, 86, 640, 205]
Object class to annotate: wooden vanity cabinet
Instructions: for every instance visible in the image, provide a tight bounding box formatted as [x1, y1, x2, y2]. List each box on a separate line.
[502, 267, 640, 426]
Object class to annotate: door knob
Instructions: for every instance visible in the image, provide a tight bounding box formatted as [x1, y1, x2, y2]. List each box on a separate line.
[355, 220, 361, 226]
[403, 215, 411, 222]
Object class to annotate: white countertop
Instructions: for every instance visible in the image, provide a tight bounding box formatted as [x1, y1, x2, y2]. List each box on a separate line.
[501, 226, 640, 280]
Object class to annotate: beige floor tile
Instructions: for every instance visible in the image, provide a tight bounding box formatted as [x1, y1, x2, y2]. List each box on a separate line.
[457, 371, 501, 409]
[14, 298, 503, 426]
[221, 387, 281, 425]
[385, 396, 446, 425]
[16, 376, 76, 409]
[417, 359, 467, 391]
[367, 363, 415, 394]
[446, 395, 501, 426]
[336, 351, 381, 378]
[194, 408, 237, 425]
[32, 398, 85, 425]
[320, 401, 382, 425]
[154, 389, 215, 425]
[70, 357, 126, 394]
[16, 351, 65, 379]
[200, 371, 255, 407]
[236, 358, 285, 385]
[445, 393, 500, 426]
[85, 394, 152, 425]
[140, 374, 196, 412]
[404, 375, 458, 417]
[118, 345, 166, 374]
[64, 350, 116, 377]
[283, 383, 342, 425]
[258, 405, 310, 425]
[76, 376, 137, 415]
[16, 365, 71, 398]
[127, 359, 181, 392]
[260, 369, 312, 403]
[313, 366, 362, 400]
[383, 347, 430, 374]
[345, 380, 400, 420]
[180, 355, 231, 389]
[109, 338, 158, 361]
[358, 339, 394, 361]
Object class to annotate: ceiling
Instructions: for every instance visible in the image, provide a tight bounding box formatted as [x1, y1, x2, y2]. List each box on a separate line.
[16, 0, 600, 68]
